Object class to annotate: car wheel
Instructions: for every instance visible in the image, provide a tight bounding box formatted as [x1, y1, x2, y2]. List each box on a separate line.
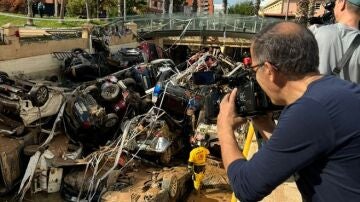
[162, 174, 178, 199]
[0, 71, 9, 83]
[71, 48, 85, 55]
[103, 113, 119, 128]
[29, 85, 49, 107]
[101, 82, 121, 101]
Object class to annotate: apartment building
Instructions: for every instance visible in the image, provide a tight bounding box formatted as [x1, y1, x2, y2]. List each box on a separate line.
[148, 0, 164, 13]
[186, 0, 214, 15]
[261, 0, 326, 18]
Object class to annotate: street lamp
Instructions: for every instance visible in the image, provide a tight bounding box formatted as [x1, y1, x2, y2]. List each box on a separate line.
[285, 0, 290, 21]
[124, 0, 127, 21]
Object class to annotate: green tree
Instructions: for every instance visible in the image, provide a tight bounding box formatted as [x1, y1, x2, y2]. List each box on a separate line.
[228, 1, 255, 16]
[67, 0, 89, 17]
[66, 0, 157, 18]
[126, 0, 147, 15]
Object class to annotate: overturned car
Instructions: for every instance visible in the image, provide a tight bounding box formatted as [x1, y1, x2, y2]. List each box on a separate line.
[0, 72, 64, 128]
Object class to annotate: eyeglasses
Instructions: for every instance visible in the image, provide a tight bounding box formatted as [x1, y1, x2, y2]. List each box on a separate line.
[249, 63, 264, 73]
[248, 62, 264, 77]
[248, 62, 279, 78]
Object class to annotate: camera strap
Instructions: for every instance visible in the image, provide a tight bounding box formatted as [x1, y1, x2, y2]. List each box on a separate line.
[332, 34, 360, 80]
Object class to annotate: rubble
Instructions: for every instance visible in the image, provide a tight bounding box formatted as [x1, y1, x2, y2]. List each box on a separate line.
[0, 33, 256, 201]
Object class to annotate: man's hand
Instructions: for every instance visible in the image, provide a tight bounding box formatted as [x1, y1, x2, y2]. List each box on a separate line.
[216, 88, 247, 171]
[217, 88, 247, 134]
[251, 114, 276, 140]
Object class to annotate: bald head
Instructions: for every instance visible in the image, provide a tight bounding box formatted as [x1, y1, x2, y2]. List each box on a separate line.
[272, 22, 303, 34]
[251, 21, 319, 76]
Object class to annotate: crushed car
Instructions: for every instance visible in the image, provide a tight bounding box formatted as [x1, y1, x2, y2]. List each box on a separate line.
[0, 71, 64, 127]
[124, 108, 186, 165]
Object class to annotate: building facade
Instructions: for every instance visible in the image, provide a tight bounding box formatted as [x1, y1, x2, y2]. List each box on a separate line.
[185, 0, 214, 15]
[261, 0, 326, 18]
[148, 0, 164, 13]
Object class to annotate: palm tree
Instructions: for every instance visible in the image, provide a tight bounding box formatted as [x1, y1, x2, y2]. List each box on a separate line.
[192, 0, 198, 13]
[296, 0, 309, 25]
[26, 0, 34, 25]
[254, 0, 260, 16]
[308, 0, 316, 18]
[85, 0, 90, 21]
[223, 0, 227, 14]
[54, 0, 58, 17]
[118, 0, 122, 17]
[59, 0, 65, 23]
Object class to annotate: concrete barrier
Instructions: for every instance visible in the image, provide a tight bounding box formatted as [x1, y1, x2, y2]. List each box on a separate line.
[0, 23, 138, 79]
[0, 42, 138, 79]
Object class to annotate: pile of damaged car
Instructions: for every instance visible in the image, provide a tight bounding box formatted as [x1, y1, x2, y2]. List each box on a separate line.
[0, 44, 256, 202]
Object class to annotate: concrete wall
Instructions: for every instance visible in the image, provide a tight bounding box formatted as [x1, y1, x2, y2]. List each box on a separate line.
[0, 54, 61, 79]
[0, 22, 137, 61]
[0, 42, 138, 79]
[0, 38, 88, 61]
[0, 23, 138, 79]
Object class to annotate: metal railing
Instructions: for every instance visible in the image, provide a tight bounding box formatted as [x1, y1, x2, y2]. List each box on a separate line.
[125, 14, 282, 34]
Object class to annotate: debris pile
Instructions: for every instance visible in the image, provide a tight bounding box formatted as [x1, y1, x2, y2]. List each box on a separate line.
[0, 38, 254, 201]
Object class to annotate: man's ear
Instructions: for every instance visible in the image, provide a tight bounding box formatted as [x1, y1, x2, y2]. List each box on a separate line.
[264, 62, 276, 82]
[264, 62, 286, 87]
[341, 0, 346, 11]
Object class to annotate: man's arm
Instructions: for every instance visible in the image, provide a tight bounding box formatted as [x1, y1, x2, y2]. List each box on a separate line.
[218, 92, 336, 201]
[217, 88, 247, 171]
[217, 89, 276, 170]
[218, 126, 245, 172]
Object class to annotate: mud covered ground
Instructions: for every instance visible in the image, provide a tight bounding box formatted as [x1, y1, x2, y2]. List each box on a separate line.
[0, 135, 301, 202]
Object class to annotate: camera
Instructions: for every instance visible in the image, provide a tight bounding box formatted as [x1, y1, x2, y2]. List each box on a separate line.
[308, 1, 335, 25]
[193, 70, 282, 118]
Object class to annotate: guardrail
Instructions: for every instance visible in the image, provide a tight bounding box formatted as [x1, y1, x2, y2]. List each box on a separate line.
[127, 14, 282, 34]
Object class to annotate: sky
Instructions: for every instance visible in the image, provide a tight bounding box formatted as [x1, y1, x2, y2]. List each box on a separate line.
[213, 0, 244, 6]
[213, 0, 269, 7]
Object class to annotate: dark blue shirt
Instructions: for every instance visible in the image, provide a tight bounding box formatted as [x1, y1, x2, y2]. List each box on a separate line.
[227, 76, 360, 202]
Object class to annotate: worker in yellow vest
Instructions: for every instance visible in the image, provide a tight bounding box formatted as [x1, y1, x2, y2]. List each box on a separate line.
[188, 138, 210, 191]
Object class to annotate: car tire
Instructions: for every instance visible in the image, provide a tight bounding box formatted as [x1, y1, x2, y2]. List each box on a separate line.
[0, 71, 9, 83]
[101, 82, 121, 101]
[29, 85, 49, 107]
[103, 113, 119, 128]
[162, 174, 178, 199]
[71, 48, 85, 55]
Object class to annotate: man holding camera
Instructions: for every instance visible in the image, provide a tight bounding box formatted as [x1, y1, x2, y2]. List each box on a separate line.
[217, 21, 360, 201]
[309, 0, 360, 82]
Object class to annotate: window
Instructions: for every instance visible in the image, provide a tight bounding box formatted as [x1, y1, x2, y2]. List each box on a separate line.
[315, 3, 321, 9]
